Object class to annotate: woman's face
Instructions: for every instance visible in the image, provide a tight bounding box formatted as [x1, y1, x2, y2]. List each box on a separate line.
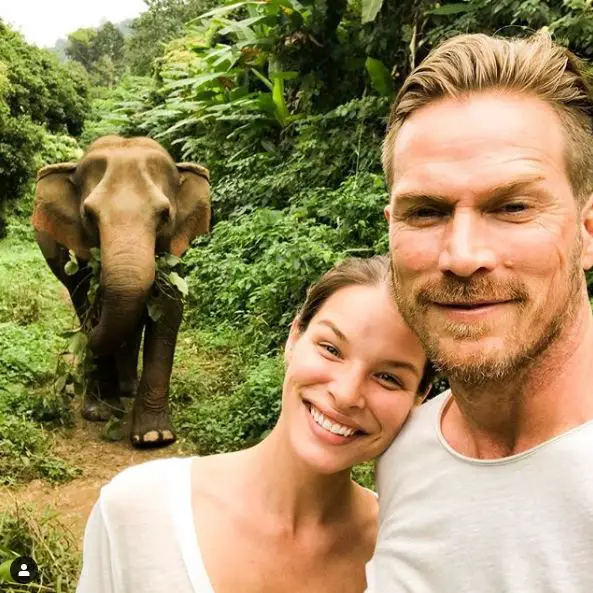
[281, 282, 428, 474]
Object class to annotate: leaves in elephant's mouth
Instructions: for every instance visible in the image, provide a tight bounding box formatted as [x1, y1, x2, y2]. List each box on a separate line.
[150, 253, 189, 322]
[53, 250, 189, 403]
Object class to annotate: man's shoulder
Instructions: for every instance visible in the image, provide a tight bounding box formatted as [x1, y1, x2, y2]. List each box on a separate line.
[392, 389, 449, 447]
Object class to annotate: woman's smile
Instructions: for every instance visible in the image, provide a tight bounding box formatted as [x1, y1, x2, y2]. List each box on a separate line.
[303, 399, 365, 445]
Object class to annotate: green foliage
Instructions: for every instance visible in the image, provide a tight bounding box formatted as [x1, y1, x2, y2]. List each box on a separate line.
[0, 503, 81, 591]
[0, 20, 88, 235]
[175, 346, 284, 453]
[66, 21, 126, 87]
[125, 0, 221, 75]
[0, 235, 78, 486]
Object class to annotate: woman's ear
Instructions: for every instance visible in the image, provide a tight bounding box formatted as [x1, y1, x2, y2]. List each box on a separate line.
[170, 163, 211, 257]
[284, 318, 301, 364]
[415, 383, 432, 406]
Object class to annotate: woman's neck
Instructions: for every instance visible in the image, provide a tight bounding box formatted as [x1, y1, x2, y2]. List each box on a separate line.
[234, 425, 357, 535]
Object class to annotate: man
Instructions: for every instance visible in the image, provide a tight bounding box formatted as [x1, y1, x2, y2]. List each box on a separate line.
[366, 31, 593, 592]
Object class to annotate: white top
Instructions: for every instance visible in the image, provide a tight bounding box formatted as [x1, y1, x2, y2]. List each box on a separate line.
[76, 457, 214, 593]
[366, 391, 593, 593]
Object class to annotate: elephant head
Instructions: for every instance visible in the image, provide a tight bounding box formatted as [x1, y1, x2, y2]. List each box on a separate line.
[32, 136, 210, 355]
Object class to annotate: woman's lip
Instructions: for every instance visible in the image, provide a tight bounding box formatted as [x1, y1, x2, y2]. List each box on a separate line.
[303, 400, 364, 433]
[303, 401, 362, 444]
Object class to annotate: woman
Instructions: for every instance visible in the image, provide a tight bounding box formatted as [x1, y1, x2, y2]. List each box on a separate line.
[77, 255, 433, 593]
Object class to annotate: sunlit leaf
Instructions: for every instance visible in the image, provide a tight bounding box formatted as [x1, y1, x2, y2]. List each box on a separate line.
[362, 0, 384, 23]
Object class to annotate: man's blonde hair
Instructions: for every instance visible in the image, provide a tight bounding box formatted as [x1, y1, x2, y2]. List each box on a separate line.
[382, 30, 593, 206]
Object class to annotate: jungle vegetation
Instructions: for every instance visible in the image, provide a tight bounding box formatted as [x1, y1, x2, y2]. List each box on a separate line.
[2, 0, 593, 590]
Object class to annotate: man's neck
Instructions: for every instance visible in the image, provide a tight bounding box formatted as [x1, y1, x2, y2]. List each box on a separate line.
[441, 303, 593, 459]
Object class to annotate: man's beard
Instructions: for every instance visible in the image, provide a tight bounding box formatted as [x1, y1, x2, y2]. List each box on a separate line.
[390, 254, 584, 387]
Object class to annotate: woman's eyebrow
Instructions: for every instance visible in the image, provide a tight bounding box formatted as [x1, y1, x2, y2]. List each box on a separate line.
[318, 320, 348, 342]
[380, 360, 421, 378]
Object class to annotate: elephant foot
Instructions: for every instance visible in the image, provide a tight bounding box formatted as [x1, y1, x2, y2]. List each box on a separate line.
[82, 391, 125, 422]
[131, 401, 176, 449]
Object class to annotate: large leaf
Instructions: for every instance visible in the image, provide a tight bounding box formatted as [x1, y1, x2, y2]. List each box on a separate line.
[362, 0, 384, 24]
[365, 57, 393, 98]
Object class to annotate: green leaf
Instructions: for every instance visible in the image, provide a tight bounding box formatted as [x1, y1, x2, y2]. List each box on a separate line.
[169, 272, 189, 297]
[362, 0, 384, 23]
[365, 57, 393, 97]
[272, 76, 289, 127]
[103, 416, 123, 442]
[164, 254, 182, 268]
[147, 299, 165, 322]
[0, 558, 15, 583]
[70, 332, 88, 357]
[425, 3, 470, 15]
[64, 260, 79, 276]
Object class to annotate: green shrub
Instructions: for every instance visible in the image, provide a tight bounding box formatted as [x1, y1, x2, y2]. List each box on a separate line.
[0, 502, 81, 591]
[176, 353, 283, 454]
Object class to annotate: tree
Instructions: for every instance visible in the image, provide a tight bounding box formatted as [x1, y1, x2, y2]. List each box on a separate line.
[125, 0, 219, 75]
[65, 28, 99, 72]
[65, 21, 126, 86]
[0, 20, 88, 235]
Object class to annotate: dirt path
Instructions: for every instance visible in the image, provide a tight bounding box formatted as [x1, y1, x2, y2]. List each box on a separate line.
[0, 402, 189, 544]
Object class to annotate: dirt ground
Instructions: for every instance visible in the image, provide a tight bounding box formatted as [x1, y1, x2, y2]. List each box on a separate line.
[0, 403, 189, 545]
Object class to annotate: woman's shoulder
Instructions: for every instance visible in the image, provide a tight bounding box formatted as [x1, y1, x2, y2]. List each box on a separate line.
[100, 456, 192, 513]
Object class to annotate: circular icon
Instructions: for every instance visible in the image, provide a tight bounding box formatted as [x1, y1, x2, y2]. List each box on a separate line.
[9, 556, 38, 584]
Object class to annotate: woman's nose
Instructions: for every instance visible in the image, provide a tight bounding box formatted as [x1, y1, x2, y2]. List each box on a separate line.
[328, 368, 366, 409]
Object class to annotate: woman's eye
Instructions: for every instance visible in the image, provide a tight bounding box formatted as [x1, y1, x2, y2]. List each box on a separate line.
[376, 373, 403, 389]
[320, 343, 340, 357]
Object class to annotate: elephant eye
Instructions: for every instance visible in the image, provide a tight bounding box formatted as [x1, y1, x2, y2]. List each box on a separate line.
[159, 208, 171, 224]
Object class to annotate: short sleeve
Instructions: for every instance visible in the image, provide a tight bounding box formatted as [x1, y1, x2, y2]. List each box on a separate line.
[76, 498, 117, 593]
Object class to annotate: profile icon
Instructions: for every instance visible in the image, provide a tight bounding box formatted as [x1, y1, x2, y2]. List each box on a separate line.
[9, 556, 38, 584]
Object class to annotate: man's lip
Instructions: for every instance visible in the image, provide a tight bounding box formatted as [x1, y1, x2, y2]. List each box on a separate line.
[303, 400, 366, 434]
[432, 300, 510, 308]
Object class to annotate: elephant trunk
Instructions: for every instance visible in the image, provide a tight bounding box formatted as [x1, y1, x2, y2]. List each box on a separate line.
[88, 230, 155, 355]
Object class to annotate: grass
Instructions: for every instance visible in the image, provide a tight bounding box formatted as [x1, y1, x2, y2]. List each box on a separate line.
[0, 501, 81, 593]
[0, 222, 81, 486]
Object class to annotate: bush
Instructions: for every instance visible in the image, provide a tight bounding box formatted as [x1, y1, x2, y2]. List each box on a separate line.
[0, 502, 81, 591]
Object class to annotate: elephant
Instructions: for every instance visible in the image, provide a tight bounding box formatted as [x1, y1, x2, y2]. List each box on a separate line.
[31, 135, 211, 448]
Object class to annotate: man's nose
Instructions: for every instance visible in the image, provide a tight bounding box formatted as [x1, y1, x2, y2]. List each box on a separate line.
[438, 209, 497, 277]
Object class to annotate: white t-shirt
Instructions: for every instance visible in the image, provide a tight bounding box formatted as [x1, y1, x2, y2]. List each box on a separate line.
[366, 391, 593, 593]
[76, 457, 214, 593]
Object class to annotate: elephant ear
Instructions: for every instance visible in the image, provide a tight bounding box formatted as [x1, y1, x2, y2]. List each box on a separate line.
[32, 163, 89, 259]
[170, 163, 211, 257]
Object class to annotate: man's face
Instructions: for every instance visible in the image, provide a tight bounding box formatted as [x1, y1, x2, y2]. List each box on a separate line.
[385, 91, 591, 384]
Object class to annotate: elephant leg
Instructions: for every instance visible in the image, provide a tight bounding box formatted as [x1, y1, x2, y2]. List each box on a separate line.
[131, 290, 182, 448]
[45, 246, 123, 422]
[82, 353, 124, 421]
[115, 328, 143, 399]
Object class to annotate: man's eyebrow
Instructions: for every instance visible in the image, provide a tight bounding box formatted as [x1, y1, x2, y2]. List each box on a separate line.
[392, 175, 548, 206]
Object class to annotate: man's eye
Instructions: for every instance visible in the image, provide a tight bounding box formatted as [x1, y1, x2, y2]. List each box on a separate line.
[405, 207, 445, 221]
[497, 202, 529, 214]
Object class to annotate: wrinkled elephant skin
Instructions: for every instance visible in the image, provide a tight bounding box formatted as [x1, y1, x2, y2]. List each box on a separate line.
[32, 136, 211, 448]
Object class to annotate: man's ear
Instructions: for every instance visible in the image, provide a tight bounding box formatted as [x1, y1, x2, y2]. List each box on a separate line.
[580, 193, 593, 270]
[384, 204, 391, 223]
